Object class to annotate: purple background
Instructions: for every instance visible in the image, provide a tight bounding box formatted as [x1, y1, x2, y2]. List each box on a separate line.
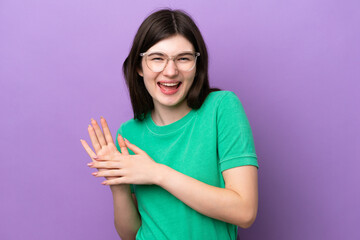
[1, 0, 359, 239]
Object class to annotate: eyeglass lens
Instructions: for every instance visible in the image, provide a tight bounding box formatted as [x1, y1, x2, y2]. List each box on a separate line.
[145, 52, 198, 72]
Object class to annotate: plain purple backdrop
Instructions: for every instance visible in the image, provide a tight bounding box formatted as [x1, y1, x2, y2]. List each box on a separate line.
[1, 0, 359, 239]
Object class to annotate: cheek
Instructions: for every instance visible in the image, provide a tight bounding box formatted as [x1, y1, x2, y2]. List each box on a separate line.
[142, 62, 158, 80]
[143, 74, 160, 93]
[143, 77, 154, 91]
[142, 79, 155, 99]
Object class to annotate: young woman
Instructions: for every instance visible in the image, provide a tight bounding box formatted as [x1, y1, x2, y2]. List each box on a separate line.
[81, 9, 258, 240]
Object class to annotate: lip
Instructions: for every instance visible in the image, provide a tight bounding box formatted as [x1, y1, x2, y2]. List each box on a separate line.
[157, 81, 182, 95]
[157, 80, 182, 84]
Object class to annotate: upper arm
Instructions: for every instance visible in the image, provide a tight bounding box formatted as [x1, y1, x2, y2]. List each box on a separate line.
[223, 166, 258, 206]
[222, 166, 258, 228]
[217, 92, 259, 218]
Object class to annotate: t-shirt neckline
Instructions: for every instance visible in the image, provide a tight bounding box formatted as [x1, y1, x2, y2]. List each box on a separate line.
[145, 109, 196, 135]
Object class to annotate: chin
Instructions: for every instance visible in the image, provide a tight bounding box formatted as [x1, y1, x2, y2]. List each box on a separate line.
[157, 95, 187, 108]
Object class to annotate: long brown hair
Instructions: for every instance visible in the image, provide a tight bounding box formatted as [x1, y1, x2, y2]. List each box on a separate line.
[123, 9, 219, 120]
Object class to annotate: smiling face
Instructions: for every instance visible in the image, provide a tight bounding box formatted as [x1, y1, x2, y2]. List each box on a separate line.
[138, 34, 197, 112]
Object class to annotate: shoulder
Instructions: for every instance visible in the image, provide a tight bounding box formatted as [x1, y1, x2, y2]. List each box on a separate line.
[200, 91, 249, 126]
[200, 90, 242, 112]
[206, 90, 240, 104]
[116, 116, 147, 135]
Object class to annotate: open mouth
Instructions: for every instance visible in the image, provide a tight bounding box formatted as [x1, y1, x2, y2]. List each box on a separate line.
[157, 82, 182, 95]
[158, 82, 181, 88]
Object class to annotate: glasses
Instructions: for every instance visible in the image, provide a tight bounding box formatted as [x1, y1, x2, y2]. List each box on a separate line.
[140, 51, 200, 72]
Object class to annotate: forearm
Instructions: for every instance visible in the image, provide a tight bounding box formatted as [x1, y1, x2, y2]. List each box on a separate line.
[155, 164, 257, 228]
[110, 185, 141, 240]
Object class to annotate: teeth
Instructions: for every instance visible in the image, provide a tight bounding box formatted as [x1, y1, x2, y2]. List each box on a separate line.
[160, 82, 179, 87]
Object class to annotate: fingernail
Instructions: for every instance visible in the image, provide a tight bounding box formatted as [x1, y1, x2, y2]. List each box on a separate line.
[87, 162, 93, 167]
[124, 138, 129, 143]
[101, 181, 107, 185]
[92, 172, 98, 176]
[93, 156, 98, 159]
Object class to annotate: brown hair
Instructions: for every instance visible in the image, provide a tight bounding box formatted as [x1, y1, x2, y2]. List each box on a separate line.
[123, 9, 219, 120]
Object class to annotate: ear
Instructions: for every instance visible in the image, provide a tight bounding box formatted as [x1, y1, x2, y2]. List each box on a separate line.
[137, 67, 144, 77]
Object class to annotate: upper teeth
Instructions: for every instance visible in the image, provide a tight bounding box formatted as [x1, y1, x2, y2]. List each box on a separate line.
[161, 82, 178, 86]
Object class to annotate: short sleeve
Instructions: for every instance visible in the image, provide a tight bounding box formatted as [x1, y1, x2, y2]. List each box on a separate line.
[217, 92, 258, 172]
[115, 125, 135, 193]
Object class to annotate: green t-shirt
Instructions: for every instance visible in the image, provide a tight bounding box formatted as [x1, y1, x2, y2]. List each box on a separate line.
[115, 91, 258, 240]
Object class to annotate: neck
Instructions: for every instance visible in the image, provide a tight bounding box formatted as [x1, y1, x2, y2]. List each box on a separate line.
[151, 101, 192, 126]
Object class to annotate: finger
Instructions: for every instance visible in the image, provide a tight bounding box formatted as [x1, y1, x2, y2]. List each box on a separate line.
[91, 118, 107, 147]
[100, 117, 115, 146]
[88, 161, 121, 169]
[118, 134, 129, 155]
[102, 177, 129, 185]
[92, 155, 114, 161]
[80, 139, 97, 161]
[124, 138, 145, 155]
[88, 125, 101, 153]
[93, 169, 124, 177]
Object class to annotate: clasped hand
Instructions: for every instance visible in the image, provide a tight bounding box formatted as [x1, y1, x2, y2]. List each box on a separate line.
[80, 117, 160, 185]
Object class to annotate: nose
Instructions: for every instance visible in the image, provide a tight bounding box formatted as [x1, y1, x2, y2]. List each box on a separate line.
[162, 59, 178, 77]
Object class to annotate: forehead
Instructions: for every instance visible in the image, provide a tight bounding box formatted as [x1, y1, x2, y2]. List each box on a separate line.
[147, 35, 194, 55]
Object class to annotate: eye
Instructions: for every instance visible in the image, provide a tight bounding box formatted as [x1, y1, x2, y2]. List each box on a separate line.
[176, 53, 195, 62]
[177, 56, 194, 62]
[149, 56, 165, 62]
[178, 57, 190, 61]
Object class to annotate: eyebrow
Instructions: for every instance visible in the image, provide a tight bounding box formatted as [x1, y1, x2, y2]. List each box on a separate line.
[147, 51, 195, 56]
[177, 52, 194, 56]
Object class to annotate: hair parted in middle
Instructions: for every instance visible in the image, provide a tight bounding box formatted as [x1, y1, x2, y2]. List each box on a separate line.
[123, 9, 219, 120]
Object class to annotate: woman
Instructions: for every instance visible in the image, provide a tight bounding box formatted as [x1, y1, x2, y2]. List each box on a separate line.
[81, 9, 258, 240]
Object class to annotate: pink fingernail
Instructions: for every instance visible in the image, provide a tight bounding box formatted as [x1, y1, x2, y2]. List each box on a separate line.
[101, 181, 107, 185]
[87, 162, 93, 167]
[92, 172, 98, 176]
[93, 156, 98, 159]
